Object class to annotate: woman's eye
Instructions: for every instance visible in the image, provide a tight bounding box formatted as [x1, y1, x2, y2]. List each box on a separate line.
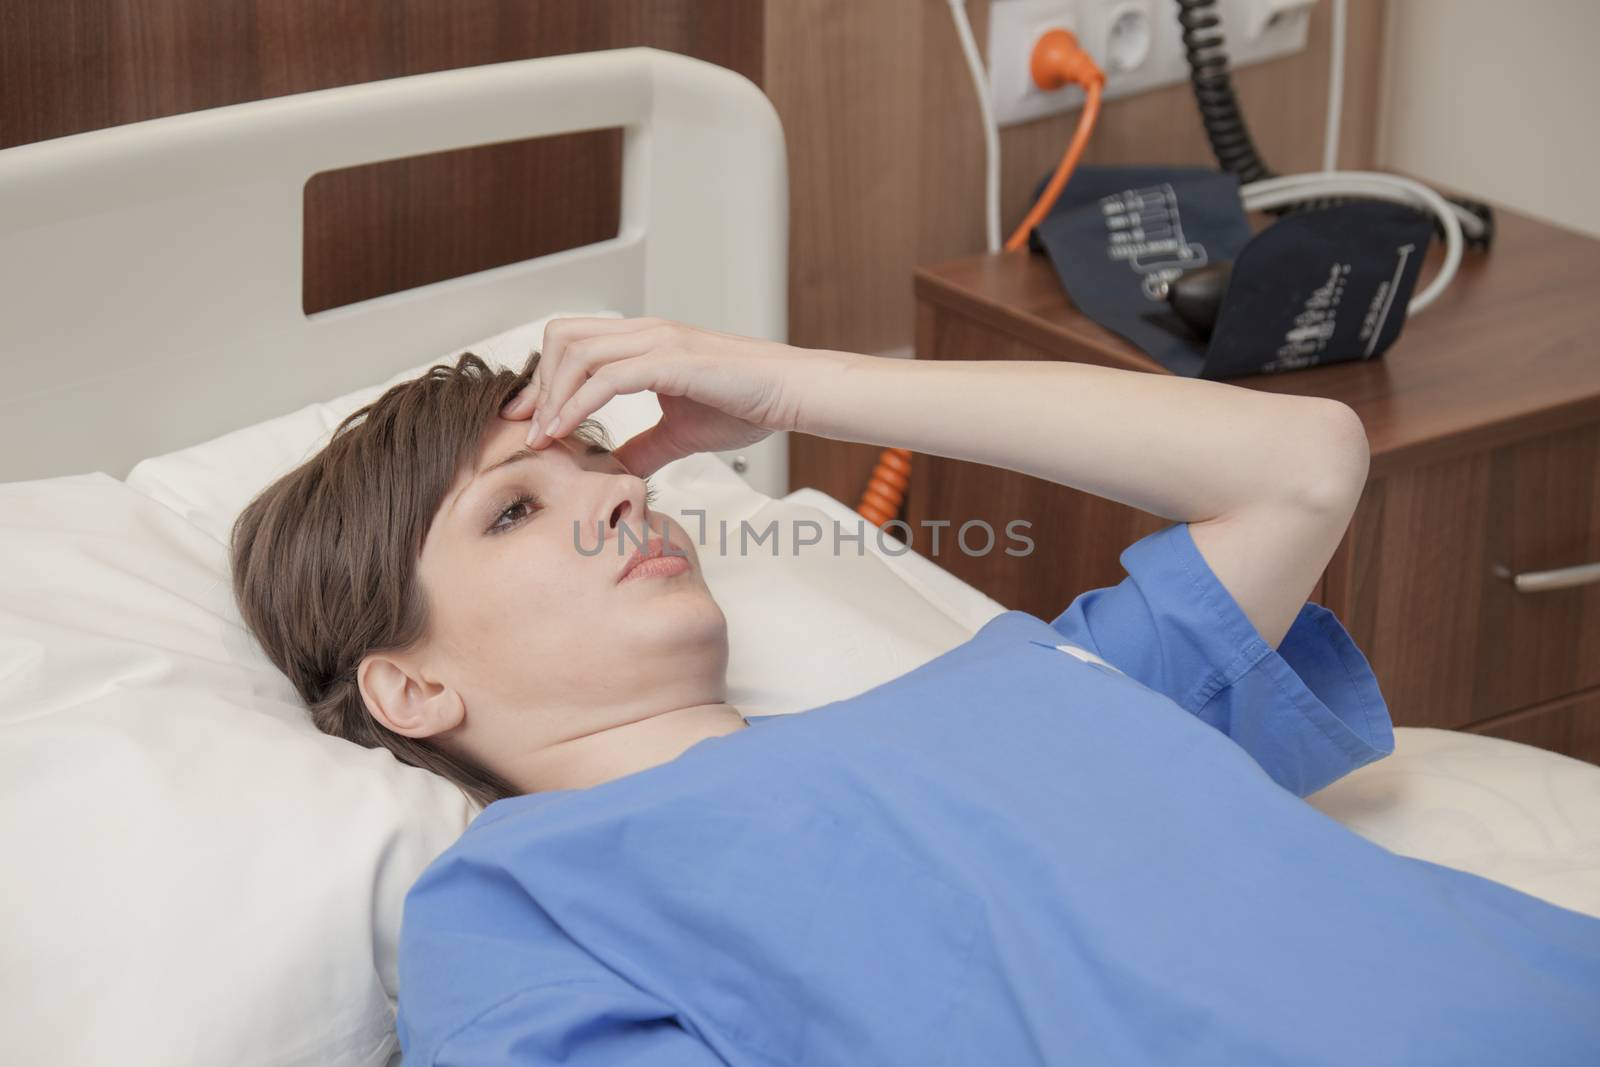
[485, 476, 652, 535]
[487, 493, 540, 535]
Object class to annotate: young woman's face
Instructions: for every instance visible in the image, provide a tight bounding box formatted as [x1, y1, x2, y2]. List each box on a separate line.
[411, 414, 728, 769]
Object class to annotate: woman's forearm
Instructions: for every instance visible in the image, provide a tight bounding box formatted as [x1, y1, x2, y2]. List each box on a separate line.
[517, 318, 1366, 647]
[793, 352, 1366, 523]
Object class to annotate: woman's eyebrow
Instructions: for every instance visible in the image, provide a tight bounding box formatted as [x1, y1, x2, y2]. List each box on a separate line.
[448, 446, 541, 518]
[448, 441, 613, 517]
[478, 444, 542, 480]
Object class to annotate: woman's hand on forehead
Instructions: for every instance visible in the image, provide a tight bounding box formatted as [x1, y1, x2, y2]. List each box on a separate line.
[498, 317, 842, 478]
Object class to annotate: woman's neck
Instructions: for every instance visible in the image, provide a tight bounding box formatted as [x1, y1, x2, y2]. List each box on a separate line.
[511, 702, 748, 793]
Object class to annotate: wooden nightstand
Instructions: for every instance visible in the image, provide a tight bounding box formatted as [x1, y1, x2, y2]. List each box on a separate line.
[908, 204, 1600, 766]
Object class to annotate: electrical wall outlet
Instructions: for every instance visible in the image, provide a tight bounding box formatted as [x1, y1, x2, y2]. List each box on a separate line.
[985, 1, 1083, 128]
[985, 0, 1315, 127]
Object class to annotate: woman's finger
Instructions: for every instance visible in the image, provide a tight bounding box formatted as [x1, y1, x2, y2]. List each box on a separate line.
[536, 316, 668, 424]
[500, 366, 541, 420]
[529, 326, 678, 446]
[537, 352, 689, 450]
[612, 421, 687, 480]
[538, 330, 652, 438]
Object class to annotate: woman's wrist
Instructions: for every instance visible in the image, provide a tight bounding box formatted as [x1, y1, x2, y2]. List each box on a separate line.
[782, 346, 868, 438]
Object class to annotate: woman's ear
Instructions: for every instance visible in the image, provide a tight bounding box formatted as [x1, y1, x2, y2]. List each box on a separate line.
[356, 653, 465, 739]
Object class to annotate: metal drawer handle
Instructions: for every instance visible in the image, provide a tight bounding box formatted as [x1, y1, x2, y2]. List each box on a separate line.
[1492, 561, 1600, 593]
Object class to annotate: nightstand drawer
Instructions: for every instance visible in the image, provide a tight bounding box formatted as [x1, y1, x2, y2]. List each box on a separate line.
[1466, 688, 1600, 767]
[1347, 422, 1600, 728]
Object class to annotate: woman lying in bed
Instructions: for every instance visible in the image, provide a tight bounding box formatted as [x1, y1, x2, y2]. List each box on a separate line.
[230, 317, 1600, 1066]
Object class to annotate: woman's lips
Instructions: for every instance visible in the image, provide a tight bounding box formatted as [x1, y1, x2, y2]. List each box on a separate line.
[618, 553, 691, 584]
[616, 530, 691, 583]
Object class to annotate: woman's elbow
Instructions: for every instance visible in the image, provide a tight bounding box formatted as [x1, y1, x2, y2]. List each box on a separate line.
[1294, 400, 1371, 516]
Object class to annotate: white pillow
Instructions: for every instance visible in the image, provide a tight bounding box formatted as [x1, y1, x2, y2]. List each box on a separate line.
[126, 312, 645, 544]
[0, 474, 473, 1067]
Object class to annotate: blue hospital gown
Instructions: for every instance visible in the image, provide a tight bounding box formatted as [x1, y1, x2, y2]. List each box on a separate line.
[395, 522, 1600, 1066]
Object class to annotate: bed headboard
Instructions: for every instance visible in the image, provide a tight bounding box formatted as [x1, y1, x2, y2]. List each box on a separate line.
[0, 47, 789, 495]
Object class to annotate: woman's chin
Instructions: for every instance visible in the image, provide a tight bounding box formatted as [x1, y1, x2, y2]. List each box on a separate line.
[654, 588, 727, 643]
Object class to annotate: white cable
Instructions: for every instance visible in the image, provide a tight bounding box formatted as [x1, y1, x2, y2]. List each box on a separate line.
[1322, 0, 1347, 172]
[1248, 173, 1484, 239]
[1242, 174, 1460, 311]
[1241, 170, 1462, 313]
[1249, 170, 1487, 240]
[948, 0, 1001, 254]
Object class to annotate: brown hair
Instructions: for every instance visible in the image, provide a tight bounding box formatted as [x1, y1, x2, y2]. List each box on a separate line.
[229, 349, 609, 808]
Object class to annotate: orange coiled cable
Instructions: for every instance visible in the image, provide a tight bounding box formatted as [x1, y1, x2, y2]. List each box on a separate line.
[856, 447, 913, 529]
[855, 30, 1104, 526]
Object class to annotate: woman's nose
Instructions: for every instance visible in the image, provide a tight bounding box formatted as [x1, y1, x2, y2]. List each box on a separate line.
[599, 473, 651, 543]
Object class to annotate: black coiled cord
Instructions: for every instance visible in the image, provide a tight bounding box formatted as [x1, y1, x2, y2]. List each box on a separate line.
[1173, 0, 1494, 247]
[1176, 0, 1275, 186]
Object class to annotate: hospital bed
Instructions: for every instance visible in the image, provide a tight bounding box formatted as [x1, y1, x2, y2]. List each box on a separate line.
[0, 47, 1595, 1067]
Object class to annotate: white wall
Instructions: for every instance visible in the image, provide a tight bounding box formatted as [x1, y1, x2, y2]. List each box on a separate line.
[1379, 0, 1600, 239]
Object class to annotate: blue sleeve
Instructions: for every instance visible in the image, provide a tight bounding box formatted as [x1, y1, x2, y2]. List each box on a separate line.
[424, 978, 725, 1067]
[1050, 521, 1394, 797]
[397, 840, 725, 1067]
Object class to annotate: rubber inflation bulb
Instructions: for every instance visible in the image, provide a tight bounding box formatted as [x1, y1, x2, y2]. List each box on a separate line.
[1163, 260, 1233, 339]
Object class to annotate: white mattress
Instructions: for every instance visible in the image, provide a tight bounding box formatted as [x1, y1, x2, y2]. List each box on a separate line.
[1308, 726, 1600, 918]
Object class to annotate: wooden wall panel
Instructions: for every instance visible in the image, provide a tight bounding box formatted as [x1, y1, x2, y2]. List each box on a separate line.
[0, 0, 762, 314]
[302, 130, 622, 313]
[0, 0, 762, 145]
[762, 1, 924, 361]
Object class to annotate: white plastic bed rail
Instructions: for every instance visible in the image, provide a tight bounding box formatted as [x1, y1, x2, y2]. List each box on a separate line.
[0, 47, 789, 495]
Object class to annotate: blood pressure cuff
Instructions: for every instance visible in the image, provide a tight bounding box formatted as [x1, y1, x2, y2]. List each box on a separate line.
[1032, 165, 1434, 379]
